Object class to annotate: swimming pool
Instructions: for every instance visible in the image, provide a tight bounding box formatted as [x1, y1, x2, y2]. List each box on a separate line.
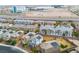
[51, 42, 59, 48]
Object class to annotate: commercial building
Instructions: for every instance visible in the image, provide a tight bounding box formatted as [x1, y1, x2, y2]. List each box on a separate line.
[10, 6, 26, 13]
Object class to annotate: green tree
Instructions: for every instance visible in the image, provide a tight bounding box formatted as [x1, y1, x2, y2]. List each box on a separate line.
[42, 29, 47, 34]
[35, 29, 40, 33]
[72, 31, 79, 37]
[60, 44, 68, 49]
[24, 29, 29, 34]
[6, 39, 17, 46]
[0, 36, 3, 42]
[26, 30, 29, 33]
[38, 24, 40, 28]
[63, 33, 65, 36]
[71, 23, 76, 28]
[55, 21, 62, 25]
[0, 26, 2, 29]
[31, 47, 39, 53]
[23, 42, 29, 48]
[2, 30, 6, 33]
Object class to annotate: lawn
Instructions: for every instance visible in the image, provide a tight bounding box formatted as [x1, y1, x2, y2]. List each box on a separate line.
[56, 38, 73, 51]
[43, 35, 56, 42]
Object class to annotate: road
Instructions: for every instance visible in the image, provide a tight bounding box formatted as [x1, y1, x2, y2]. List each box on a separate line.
[0, 15, 79, 21]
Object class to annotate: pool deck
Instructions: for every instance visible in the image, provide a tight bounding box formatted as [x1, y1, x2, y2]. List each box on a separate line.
[43, 35, 76, 51]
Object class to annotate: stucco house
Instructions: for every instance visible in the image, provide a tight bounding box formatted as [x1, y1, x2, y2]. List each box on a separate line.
[29, 34, 43, 47]
[22, 32, 43, 47]
[0, 28, 23, 40]
[22, 32, 36, 41]
[40, 25, 74, 37]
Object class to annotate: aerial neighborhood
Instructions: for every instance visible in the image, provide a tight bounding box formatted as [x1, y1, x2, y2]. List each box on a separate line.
[0, 5, 79, 53]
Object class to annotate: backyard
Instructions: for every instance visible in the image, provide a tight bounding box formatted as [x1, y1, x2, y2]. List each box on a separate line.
[43, 35, 74, 52]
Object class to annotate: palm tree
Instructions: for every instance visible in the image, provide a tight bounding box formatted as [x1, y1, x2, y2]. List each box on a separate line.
[42, 29, 47, 35]
[23, 41, 29, 48]
[63, 31, 69, 36]
[71, 22, 76, 28]
[2, 30, 6, 33]
[26, 30, 29, 33]
[68, 21, 76, 28]
[48, 29, 52, 35]
[9, 31, 13, 34]
[72, 31, 79, 37]
[55, 21, 62, 25]
[28, 33, 34, 39]
[0, 26, 2, 29]
[0, 34, 3, 42]
[35, 29, 40, 33]
[37, 24, 41, 28]
[65, 31, 69, 36]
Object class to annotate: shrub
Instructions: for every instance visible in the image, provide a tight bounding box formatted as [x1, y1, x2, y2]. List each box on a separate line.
[35, 29, 40, 33]
[60, 44, 68, 49]
[72, 31, 79, 37]
[31, 48, 39, 53]
[23, 42, 29, 48]
[6, 39, 17, 46]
